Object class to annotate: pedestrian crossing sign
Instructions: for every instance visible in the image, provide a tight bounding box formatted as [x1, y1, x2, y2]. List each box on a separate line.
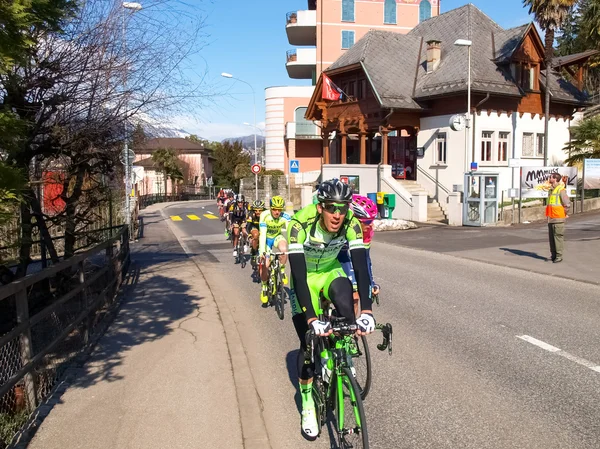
[290, 159, 300, 173]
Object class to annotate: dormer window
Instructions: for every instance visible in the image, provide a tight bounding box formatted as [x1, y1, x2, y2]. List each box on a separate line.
[511, 62, 538, 91]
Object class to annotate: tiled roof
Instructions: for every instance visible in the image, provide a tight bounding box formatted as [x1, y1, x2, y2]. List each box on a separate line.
[324, 4, 588, 108]
[493, 24, 529, 62]
[409, 4, 521, 99]
[540, 71, 590, 104]
[137, 138, 205, 152]
[552, 50, 600, 68]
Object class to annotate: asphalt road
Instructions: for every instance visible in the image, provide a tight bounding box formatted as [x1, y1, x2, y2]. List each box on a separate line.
[164, 201, 600, 449]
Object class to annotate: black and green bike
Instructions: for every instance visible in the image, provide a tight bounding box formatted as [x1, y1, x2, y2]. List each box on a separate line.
[304, 319, 392, 448]
[266, 252, 285, 320]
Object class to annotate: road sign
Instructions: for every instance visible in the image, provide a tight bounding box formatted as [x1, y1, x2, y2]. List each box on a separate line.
[119, 148, 135, 166]
[470, 162, 478, 171]
[251, 164, 261, 175]
[207, 176, 213, 186]
[289, 159, 300, 174]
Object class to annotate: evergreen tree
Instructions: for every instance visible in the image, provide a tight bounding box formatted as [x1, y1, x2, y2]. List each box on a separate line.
[213, 141, 251, 190]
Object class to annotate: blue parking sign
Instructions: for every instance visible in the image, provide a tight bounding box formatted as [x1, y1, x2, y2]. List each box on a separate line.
[289, 159, 300, 174]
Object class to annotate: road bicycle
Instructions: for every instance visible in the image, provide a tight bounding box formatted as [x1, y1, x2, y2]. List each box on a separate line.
[234, 227, 247, 268]
[304, 318, 392, 448]
[265, 252, 285, 320]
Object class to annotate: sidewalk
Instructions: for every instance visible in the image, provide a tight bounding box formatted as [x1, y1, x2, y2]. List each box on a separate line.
[24, 205, 243, 449]
[376, 211, 600, 285]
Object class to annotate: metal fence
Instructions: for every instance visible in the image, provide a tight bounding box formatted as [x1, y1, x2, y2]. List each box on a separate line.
[138, 191, 213, 210]
[0, 226, 130, 448]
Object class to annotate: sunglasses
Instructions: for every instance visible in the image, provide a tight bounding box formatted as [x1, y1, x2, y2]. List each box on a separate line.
[360, 219, 374, 225]
[321, 203, 350, 214]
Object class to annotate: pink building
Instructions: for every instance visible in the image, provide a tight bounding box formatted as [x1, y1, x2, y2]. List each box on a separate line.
[133, 138, 214, 195]
[265, 0, 439, 176]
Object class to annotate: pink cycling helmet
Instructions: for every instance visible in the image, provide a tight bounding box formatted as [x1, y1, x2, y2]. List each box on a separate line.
[351, 194, 377, 221]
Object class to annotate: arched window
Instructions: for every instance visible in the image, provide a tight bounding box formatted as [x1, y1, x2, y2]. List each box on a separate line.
[384, 0, 396, 24]
[295, 107, 308, 122]
[419, 0, 431, 23]
[342, 0, 355, 22]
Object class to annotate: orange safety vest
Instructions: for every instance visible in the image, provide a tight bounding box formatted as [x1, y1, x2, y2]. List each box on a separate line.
[545, 185, 566, 219]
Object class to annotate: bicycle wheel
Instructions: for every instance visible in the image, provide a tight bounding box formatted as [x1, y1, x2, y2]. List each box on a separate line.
[240, 237, 246, 269]
[274, 270, 285, 320]
[311, 376, 326, 436]
[349, 335, 372, 400]
[335, 366, 369, 449]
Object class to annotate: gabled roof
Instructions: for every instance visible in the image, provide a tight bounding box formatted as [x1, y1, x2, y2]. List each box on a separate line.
[318, 3, 589, 109]
[409, 4, 521, 99]
[540, 70, 589, 103]
[493, 24, 530, 63]
[329, 31, 423, 109]
[552, 50, 600, 69]
[136, 138, 205, 152]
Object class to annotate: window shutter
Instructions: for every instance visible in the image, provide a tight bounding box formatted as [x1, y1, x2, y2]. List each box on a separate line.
[348, 31, 354, 47]
[419, 0, 431, 23]
[342, 31, 349, 49]
[342, 0, 354, 22]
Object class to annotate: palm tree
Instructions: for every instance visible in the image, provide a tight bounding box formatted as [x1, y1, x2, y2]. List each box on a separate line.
[523, 0, 577, 165]
[563, 115, 600, 165]
[151, 148, 183, 200]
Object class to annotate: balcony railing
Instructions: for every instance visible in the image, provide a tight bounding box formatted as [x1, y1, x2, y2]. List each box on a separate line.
[286, 49, 297, 63]
[285, 121, 321, 140]
[286, 11, 298, 25]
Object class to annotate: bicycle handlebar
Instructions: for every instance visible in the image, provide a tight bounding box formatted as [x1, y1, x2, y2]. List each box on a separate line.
[303, 322, 393, 364]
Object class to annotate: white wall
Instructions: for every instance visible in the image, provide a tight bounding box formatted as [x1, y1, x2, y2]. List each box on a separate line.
[418, 111, 574, 200]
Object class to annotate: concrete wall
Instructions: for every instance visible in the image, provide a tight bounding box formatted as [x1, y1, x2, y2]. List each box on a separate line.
[501, 196, 600, 225]
[321, 163, 422, 221]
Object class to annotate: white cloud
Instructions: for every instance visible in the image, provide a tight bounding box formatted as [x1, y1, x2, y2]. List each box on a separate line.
[169, 115, 265, 141]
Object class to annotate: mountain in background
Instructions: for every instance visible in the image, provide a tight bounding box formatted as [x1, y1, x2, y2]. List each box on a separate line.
[221, 134, 265, 149]
[130, 113, 192, 139]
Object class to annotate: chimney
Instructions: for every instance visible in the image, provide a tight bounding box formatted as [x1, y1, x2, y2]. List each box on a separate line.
[426, 40, 441, 73]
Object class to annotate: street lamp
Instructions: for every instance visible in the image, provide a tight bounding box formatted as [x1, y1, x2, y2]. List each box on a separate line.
[222, 72, 258, 200]
[454, 38, 472, 173]
[243, 122, 264, 165]
[121, 2, 142, 239]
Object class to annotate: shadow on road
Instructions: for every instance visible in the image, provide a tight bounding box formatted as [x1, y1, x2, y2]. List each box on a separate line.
[499, 247, 548, 261]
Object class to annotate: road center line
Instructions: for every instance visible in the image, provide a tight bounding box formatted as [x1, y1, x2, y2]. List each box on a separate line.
[517, 335, 600, 373]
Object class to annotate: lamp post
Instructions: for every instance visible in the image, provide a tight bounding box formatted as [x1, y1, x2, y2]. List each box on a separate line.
[243, 122, 264, 165]
[122, 2, 142, 239]
[221, 72, 258, 200]
[454, 39, 472, 174]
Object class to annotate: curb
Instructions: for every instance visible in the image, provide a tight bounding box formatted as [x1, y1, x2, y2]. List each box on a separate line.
[160, 208, 272, 449]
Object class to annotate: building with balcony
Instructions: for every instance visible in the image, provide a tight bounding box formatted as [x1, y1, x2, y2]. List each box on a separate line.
[265, 0, 439, 175]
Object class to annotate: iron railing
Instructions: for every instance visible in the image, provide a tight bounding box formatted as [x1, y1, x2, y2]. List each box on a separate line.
[0, 226, 130, 447]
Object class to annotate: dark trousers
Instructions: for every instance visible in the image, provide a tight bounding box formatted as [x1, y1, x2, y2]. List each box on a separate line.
[548, 222, 565, 260]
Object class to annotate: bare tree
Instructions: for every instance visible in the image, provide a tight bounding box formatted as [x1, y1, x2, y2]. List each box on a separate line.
[1, 0, 215, 275]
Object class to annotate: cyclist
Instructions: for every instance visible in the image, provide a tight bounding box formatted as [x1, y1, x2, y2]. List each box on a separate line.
[224, 191, 236, 238]
[230, 194, 248, 258]
[287, 179, 375, 439]
[217, 189, 227, 218]
[246, 200, 265, 264]
[258, 195, 290, 305]
[337, 194, 379, 315]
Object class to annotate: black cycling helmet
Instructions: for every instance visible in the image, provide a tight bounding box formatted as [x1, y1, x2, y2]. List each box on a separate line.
[317, 179, 353, 203]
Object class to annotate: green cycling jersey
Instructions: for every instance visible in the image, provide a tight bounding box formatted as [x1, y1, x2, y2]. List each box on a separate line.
[287, 204, 371, 319]
[288, 204, 364, 271]
[258, 209, 291, 254]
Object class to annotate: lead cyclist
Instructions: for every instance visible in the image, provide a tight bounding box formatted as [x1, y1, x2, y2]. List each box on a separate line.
[287, 179, 376, 440]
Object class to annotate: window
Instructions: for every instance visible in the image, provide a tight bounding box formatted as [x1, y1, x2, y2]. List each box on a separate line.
[341, 30, 355, 49]
[498, 132, 509, 162]
[481, 131, 493, 162]
[342, 0, 354, 22]
[536, 133, 545, 157]
[419, 0, 431, 23]
[522, 132, 534, 157]
[435, 132, 447, 164]
[347, 81, 356, 98]
[384, 0, 396, 24]
[511, 63, 536, 91]
[357, 79, 365, 99]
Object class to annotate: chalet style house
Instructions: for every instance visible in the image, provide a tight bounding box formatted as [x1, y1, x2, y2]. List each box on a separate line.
[305, 4, 595, 221]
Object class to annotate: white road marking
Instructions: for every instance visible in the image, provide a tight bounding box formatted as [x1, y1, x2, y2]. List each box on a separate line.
[517, 335, 600, 373]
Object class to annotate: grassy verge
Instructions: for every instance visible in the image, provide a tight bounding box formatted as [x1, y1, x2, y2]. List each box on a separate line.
[0, 410, 29, 449]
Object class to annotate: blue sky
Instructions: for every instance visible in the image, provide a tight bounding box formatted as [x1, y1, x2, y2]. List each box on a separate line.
[174, 0, 534, 141]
